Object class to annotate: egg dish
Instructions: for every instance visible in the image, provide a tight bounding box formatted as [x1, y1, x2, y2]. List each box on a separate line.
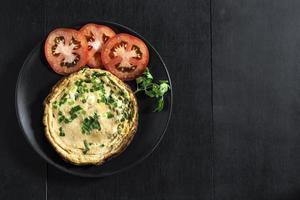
[43, 68, 138, 165]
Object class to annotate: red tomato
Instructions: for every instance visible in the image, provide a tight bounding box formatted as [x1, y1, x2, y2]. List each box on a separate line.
[80, 24, 116, 68]
[44, 28, 88, 75]
[101, 33, 149, 80]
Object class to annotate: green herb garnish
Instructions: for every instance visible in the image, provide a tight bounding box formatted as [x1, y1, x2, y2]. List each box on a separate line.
[112, 102, 118, 108]
[91, 71, 106, 78]
[118, 90, 125, 96]
[70, 105, 82, 114]
[75, 80, 89, 98]
[53, 101, 58, 109]
[81, 113, 101, 134]
[74, 93, 79, 100]
[58, 93, 68, 106]
[100, 144, 105, 148]
[123, 112, 128, 119]
[59, 127, 65, 136]
[135, 68, 170, 112]
[100, 95, 108, 104]
[57, 105, 82, 124]
[69, 105, 82, 120]
[91, 81, 104, 92]
[107, 95, 115, 104]
[81, 67, 88, 73]
[82, 140, 90, 154]
[75, 79, 84, 86]
[154, 97, 165, 112]
[106, 112, 114, 119]
[58, 112, 71, 124]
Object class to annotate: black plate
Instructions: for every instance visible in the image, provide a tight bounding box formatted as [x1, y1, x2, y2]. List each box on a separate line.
[15, 21, 172, 178]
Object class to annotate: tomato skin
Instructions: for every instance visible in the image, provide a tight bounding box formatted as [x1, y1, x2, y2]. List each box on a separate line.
[101, 33, 149, 81]
[79, 24, 116, 68]
[44, 28, 88, 75]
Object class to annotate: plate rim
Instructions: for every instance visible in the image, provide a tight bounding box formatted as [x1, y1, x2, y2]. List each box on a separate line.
[15, 20, 173, 178]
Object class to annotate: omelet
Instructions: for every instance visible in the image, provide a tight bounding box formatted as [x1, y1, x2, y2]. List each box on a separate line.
[43, 68, 138, 165]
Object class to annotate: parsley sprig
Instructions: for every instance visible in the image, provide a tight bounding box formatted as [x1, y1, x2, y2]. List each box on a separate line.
[135, 68, 170, 112]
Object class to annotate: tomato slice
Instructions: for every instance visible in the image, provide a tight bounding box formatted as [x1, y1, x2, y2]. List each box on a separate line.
[101, 33, 149, 80]
[44, 28, 88, 75]
[79, 24, 116, 68]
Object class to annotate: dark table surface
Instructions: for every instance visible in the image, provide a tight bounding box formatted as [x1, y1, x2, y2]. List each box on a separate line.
[2, 0, 300, 199]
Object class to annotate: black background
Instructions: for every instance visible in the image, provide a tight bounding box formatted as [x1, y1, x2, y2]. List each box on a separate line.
[1, 0, 300, 199]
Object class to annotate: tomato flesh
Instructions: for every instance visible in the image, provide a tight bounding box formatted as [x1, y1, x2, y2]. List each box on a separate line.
[80, 24, 116, 68]
[44, 28, 88, 75]
[101, 33, 149, 80]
